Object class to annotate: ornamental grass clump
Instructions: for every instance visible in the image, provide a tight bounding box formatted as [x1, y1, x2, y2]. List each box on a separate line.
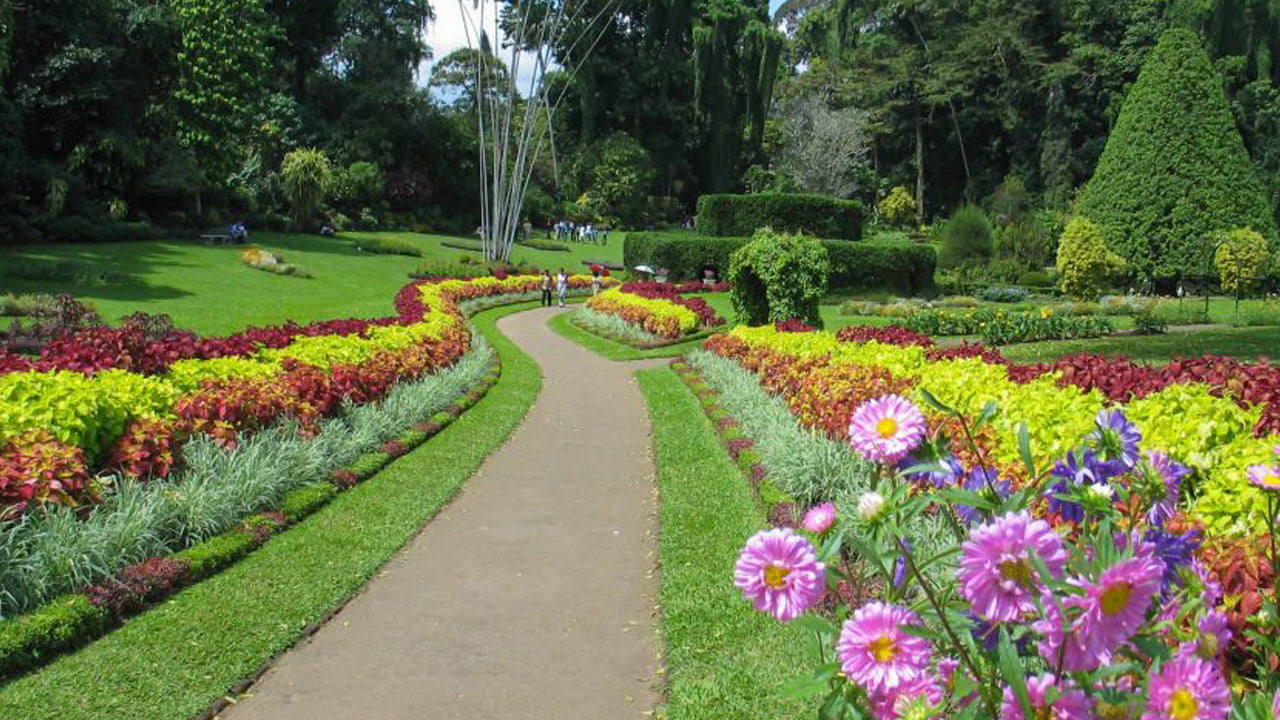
[731, 392, 1279, 719]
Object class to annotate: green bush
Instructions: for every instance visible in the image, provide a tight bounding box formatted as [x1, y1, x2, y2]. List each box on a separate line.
[878, 186, 916, 228]
[938, 205, 994, 270]
[0, 594, 109, 677]
[172, 530, 258, 581]
[1078, 28, 1279, 280]
[623, 232, 935, 295]
[279, 483, 338, 523]
[696, 193, 865, 240]
[281, 147, 333, 225]
[1213, 227, 1272, 294]
[43, 217, 162, 244]
[355, 236, 421, 257]
[516, 237, 571, 252]
[1056, 216, 1126, 299]
[1017, 270, 1053, 287]
[329, 161, 385, 216]
[727, 229, 829, 327]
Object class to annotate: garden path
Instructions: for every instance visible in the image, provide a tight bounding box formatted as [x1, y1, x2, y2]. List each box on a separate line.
[219, 307, 666, 720]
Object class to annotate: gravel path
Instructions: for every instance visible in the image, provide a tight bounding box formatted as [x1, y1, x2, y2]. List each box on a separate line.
[220, 307, 665, 720]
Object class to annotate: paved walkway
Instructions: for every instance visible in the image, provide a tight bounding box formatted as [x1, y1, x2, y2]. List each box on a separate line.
[221, 307, 665, 720]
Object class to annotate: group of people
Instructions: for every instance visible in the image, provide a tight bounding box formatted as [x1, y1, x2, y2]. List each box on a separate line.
[539, 267, 605, 308]
[551, 220, 608, 244]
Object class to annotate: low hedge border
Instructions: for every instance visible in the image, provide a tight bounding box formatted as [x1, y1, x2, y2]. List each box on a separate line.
[696, 193, 865, 240]
[669, 359, 796, 521]
[624, 232, 936, 295]
[0, 333, 507, 683]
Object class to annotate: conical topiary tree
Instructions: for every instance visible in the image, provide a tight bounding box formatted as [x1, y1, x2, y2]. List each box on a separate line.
[1078, 28, 1278, 282]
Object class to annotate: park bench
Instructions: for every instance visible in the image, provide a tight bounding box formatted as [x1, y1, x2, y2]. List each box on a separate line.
[200, 230, 235, 246]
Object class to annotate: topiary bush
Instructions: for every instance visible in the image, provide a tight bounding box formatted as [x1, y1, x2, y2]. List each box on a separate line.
[937, 205, 993, 270]
[727, 229, 830, 327]
[1214, 228, 1272, 295]
[624, 232, 935, 295]
[1017, 270, 1053, 288]
[1056, 216, 1126, 299]
[1077, 28, 1279, 281]
[696, 193, 865, 240]
[877, 186, 916, 228]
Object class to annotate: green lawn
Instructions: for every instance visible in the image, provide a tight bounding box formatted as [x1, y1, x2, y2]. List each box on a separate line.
[0, 302, 541, 720]
[639, 367, 811, 720]
[0, 231, 625, 335]
[1001, 325, 1280, 363]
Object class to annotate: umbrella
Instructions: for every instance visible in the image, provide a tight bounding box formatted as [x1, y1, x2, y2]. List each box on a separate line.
[634, 265, 654, 274]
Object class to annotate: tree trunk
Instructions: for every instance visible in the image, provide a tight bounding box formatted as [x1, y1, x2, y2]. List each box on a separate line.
[194, 187, 203, 220]
[914, 112, 925, 226]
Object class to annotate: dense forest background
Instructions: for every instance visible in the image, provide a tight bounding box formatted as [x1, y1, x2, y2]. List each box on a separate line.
[1, 0, 1278, 242]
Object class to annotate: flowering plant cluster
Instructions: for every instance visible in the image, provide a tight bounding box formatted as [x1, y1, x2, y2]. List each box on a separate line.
[902, 308, 1115, 345]
[618, 281, 727, 329]
[0, 274, 576, 516]
[734, 392, 1280, 720]
[585, 283, 725, 339]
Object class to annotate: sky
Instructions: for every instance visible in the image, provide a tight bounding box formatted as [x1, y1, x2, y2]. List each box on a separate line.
[420, 0, 791, 95]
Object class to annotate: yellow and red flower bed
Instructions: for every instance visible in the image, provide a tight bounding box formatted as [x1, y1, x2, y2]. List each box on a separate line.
[0, 274, 602, 516]
[705, 325, 1279, 537]
[584, 282, 723, 339]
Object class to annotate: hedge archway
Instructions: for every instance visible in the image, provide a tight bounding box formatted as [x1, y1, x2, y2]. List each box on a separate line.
[727, 229, 829, 328]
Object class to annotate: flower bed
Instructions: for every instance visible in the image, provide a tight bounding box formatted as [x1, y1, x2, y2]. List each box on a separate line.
[584, 282, 726, 340]
[901, 308, 1115, 345]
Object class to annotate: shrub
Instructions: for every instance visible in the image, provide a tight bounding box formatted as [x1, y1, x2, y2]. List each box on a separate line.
[974, 286, 1030, 303]
[1214, 227, 1272, 295]
[1078, 28, 1279, 280]
[1056, 216, 1126, 299]
[877, 186, 915, 228]
[281, 148, 333, 225]
[696, 193, 865, 240]
[937, 205, 993, 270]
[728, 229, 829, 327]
[329, 161, 385, 216]
[41, 218, 162, 244]
[515, 237, 570, 252]
[356, 236, 421, 257]
[623, 232, 934, 295]
[1017, 270, 1052, 287]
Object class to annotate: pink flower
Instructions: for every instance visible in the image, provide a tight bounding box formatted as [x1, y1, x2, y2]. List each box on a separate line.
[958, 511, 1068, 622]
[733, 528, 825, 622]
[802, 502, 837, 534]
[1068, 553, 1165, 656]
[836, 602, 932, 695]
[1141, 655, 1230, 720]
[1271, 688, 1280, 720]
[1187, 611, 1231, 660]
[849, 394, 926, 464]
[868, 673, 944, 720]
[1033, 594, 1108, 672]
[1247, 464, 1280, 493]
[1000, 673, 1094, 720]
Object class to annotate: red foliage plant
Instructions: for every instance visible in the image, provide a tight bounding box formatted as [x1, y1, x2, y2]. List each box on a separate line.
[106, 419, 179, 480]
[836, 325, 933, 347]
[86, 556, 191, 617]
[0, 431, 93, 512]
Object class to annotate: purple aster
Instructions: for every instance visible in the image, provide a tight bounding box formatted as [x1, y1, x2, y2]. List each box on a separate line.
[892, 537, 912, 589]
[1142, 528, 1201, 592]
[901, 453, 964, 488]
[1046, 448, 1118, 523]
[1272, 689, 1280, 720]
[956, 466, 1011, 526]
[1000, 673, 1094, 720]
[869, 673, 944, 720]
[1034, 593, 1107, 672]
[1182, 610, 1231, 660]
[1089, 407, 1143, 470]
[849, 394, 927, 465]
[733, 528, 826, 622]
[1247, 464, 1280, 493]
[958, 511, 1068, 622]
[836, 602, 933, 695]
[1146, 451, 1190, 526]
[1067, 553, 1165, 657]
[1141, 654, 1230, 720]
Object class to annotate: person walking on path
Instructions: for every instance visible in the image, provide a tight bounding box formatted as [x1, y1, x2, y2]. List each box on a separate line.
[590, 267, 602, 296]
[556, 268, 568, 307]
[540, 270, 553, 307]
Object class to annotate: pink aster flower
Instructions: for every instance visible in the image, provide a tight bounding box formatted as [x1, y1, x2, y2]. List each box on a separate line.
[849, 394, 926, 464]
[1067, 553, 1165, 656]
[1271, 688, 1279, 720]
[733, 528, 825, 622]
[1033, 594, 1108, 672]
[802, 502, 837, 534]
[1000, 674, 1094, 720]
[836, 602, 932, 695]
[1247, 464, 1280, 493]
[868, 673, 944, 720]
[1192, 610, 1232, 660]
[958, 511, 1069, 622]
[1141, 655, 1230, 720]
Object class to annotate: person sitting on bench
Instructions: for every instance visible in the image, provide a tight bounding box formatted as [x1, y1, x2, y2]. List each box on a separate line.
[229, 221, 249, 244]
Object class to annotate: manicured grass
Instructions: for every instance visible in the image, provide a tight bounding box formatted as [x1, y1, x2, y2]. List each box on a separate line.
[0, 303, 541, 720]
[1001, 325, 1280, 363]
[0, 231, 626, 335]
[548, 310, 717, 361]
[638, 368, 811, 720]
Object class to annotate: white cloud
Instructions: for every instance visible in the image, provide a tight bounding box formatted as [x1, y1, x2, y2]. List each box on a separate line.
[419, 0, 549, 97]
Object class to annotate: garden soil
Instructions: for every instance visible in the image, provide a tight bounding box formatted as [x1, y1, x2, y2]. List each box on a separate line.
[219, 308, 666, 720]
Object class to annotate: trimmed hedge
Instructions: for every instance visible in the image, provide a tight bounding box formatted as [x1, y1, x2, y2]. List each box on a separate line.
[696, 193, 865, 241]
[624, 232, 936, 295]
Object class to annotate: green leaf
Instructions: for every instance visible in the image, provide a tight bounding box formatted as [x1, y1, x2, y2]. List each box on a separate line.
[1018, 422, 1035, 475]
[918, 387, 955, 415]
[997, 628, 1033, 720]
[791, 614, 838, 637]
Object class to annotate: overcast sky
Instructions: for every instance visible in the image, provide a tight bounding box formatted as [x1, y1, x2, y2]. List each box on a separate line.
[419, 0, 791, 95]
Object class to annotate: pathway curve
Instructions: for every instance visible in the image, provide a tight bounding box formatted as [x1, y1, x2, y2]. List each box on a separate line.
[221, 307, 666, 720]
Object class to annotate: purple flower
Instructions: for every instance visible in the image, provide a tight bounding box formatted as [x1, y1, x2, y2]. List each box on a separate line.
[733, 528, 826, 622]
[1067, 553, 1165, 657]
[1247, 464, 1280, 493]
[1140, 654, 1230, 720]
[849, 394, 927, 464]
[1034, 594, 1106, 672]
[1046, 448, 1119, 523]
[1090, 407, 1143, 469]
[1191, 560, 1223, 608]
[958, 511, 1068, 622]
[901, 454, 964, 488]
[1146, 451, 1190, 526]
[836, 602, 932, 695]
[956, 466, 1010, 526]
[1179, 610, 1231, 660]
[1142, 528, 1200, 592]
[1272, 688, 1280, 720]
[801, 502, 836, 534]
[1000, 673, 1094, 720]
[892, 537, 912, 589]
[869, 673, 944, 720]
